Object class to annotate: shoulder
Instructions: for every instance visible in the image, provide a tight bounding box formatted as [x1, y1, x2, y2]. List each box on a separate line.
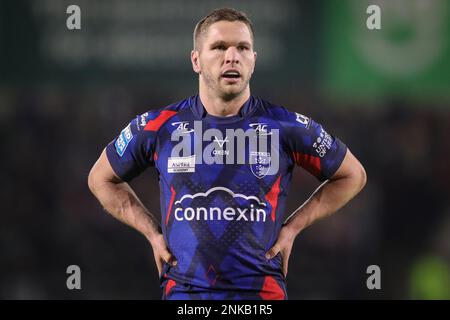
[135, 96, 192, 132]
[256, 97, 312, 131]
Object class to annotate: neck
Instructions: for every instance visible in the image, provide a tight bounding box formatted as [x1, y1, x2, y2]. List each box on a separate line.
[199, 82, 251, 117]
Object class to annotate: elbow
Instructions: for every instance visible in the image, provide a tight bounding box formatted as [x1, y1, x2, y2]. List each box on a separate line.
[87, 166, 98, 196]
[356, 163, 367, 192]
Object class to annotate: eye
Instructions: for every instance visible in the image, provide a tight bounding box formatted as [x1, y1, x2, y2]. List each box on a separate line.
[238, 46, 249, 51]
[214, 45, 226, 50]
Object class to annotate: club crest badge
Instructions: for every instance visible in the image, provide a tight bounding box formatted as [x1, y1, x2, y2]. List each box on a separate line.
[250, 151, 271, 179]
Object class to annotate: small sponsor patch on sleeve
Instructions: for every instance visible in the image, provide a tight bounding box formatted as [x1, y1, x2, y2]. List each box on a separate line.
[115, 124, 133, 157]
[139, 112, 149, 128]
[312, 127, 333, 157]
[295, 112, 311, 129]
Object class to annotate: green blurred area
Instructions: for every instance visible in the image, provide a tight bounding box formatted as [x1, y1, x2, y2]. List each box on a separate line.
[410, 255, 450, 300]
[322, 0, 450, 102]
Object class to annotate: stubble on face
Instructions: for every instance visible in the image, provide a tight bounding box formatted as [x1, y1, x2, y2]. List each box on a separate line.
[200, 63, 251, 101]
[196, 21, 255, 102]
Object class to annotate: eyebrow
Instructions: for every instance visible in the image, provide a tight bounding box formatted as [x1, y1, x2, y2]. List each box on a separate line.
[209, 40, 252, 48]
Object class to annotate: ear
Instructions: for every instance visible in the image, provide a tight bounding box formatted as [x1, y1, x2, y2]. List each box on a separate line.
[191, 50, 201, 74]
[251, 51, 257, 74]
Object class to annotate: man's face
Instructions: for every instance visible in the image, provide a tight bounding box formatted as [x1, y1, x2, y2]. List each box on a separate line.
[192, 21, 257, 100]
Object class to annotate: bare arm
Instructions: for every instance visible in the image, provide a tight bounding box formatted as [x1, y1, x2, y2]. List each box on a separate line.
[266, 148, 367, 276]
[88, 149, 177, 274]
[284, 148, 367, 235]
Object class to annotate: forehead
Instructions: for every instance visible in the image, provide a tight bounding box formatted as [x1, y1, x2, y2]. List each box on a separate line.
[202, 21, 253, 45]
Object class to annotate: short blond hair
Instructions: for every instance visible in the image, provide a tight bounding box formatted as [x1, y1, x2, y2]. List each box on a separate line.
[193, 8, 254, 50]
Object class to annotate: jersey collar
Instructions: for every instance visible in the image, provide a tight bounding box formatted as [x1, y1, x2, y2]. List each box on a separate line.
[189, 94, 259, 122]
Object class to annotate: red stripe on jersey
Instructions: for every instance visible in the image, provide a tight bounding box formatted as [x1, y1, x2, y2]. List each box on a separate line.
[265, 175, 282, 222]
[165, 279, 176, 296]
[154, 151, 158, 161]
[206, 264, 220, 287]
[165, 186, 176, 226]
[259, 276, 285, 300]
[144, 110, 177, 131]
[292, 152, 321, 178]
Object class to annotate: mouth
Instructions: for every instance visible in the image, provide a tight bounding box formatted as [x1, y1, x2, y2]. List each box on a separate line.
[221, 70, 241, 79]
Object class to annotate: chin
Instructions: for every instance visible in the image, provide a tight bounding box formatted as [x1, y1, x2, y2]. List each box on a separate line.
[221, 84, 246, 96]
[220, 89, 244, 101]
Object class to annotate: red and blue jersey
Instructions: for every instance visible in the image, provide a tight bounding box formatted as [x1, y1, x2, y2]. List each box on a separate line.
[106, 95, 347, 300]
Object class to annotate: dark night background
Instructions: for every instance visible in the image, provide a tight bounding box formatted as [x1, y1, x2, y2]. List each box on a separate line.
[0, 0, 449, 299]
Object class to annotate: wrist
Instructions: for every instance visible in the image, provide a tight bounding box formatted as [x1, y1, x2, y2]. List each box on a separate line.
[143, 225, 163, 245]
[283, 221, 303, 239]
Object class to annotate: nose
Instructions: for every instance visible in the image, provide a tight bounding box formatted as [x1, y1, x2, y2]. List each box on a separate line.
[224, 46, 240, 65]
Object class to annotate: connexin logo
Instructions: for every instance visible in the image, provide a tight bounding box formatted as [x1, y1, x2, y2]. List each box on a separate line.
[173, 187, 268, 222]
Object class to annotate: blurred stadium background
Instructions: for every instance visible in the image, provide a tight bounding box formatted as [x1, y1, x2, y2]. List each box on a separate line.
[1, 0, 449, 299]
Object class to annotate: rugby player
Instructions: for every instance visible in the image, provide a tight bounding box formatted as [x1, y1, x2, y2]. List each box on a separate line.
[88, 8, 367, 300]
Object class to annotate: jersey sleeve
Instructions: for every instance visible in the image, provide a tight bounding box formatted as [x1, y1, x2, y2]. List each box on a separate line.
[281, 110, 347, 181]
[105, 112, 157, 182]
